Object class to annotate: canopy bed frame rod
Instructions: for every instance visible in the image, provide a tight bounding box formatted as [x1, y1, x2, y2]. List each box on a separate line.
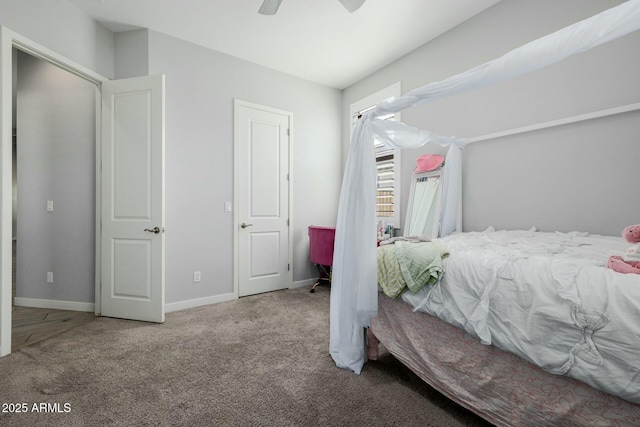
[467, 102, 640, 144]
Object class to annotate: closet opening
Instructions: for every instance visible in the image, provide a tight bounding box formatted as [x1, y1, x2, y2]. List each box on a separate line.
[11, 48, 96, 351]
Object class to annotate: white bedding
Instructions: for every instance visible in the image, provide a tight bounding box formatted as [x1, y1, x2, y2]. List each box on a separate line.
[400, 227, 640, 404]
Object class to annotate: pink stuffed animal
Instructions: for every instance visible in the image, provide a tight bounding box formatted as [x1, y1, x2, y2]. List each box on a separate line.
[607, 224, 640, 274]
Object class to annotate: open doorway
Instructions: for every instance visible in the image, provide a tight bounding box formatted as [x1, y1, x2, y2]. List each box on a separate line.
[1, 28, 166, 357]
[11, 49, 96, 351]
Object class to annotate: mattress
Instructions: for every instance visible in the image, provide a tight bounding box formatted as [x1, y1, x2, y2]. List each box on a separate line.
[398, 228, 640, 404]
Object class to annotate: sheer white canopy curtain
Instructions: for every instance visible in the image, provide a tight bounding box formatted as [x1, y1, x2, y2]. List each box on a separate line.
[329, 0, 640, 374]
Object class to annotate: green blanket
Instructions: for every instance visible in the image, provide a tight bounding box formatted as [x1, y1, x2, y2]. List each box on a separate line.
[377, 241, 449, 298]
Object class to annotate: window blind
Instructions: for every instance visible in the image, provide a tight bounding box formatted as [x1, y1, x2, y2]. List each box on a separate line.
[353, 109, 396, 218]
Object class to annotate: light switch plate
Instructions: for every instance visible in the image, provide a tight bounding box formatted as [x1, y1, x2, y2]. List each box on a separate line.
[47, 200, 54, 212]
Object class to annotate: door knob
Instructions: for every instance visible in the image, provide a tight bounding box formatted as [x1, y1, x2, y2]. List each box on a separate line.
[240, 223, 253, 229]
[144, 227, 161, 234]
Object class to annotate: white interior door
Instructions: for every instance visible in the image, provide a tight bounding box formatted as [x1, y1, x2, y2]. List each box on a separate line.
[101, 75, 165, 322]
[236, 101, 290, 297]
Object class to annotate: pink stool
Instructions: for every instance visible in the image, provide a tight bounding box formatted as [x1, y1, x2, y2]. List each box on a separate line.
[308, 226, 336, 293]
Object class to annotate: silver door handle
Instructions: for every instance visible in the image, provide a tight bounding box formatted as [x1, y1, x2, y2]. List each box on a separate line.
[240, 223, 253, 229]
[144, 227, 161, 234]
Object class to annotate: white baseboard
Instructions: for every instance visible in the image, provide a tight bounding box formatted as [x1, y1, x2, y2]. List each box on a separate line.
[13, 297, 95, 312]
[165, 292, 237, 313]
[165, 281, 324, 313]
[290, 278, 317, 289]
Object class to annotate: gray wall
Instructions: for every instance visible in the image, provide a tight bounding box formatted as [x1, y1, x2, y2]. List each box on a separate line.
[342, 0, 639, 236]
[144, 31, 342, 304]
[114, 30, 149, 79]
[1, 2, 342, 309]
[16, 51, 96, 303]
[2, 0, 637, 313]
[0, 0, 114, 79]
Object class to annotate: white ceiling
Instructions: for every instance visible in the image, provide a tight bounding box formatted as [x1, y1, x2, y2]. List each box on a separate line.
[68, 0, 502, 89]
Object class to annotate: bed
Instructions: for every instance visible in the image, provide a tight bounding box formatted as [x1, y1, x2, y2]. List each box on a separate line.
[369, 228, 640, 426]
[328, 3, 640, 423]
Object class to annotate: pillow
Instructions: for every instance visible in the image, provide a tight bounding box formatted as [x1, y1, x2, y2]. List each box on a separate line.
[414, 154, 444, 173]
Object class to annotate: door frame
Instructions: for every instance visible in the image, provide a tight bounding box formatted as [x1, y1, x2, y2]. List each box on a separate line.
[0, 27, 107, 356]
[233, 99, 293, 298]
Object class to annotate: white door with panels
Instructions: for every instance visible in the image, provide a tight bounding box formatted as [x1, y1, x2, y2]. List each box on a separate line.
[235, 101, 291, 297]
[101, 75, 165, 323]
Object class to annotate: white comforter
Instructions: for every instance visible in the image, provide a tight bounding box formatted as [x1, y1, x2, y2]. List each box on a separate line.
[401, 227, 640, 404]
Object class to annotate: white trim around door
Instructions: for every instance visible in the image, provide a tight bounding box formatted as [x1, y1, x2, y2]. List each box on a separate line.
[0, 27, 107, 357]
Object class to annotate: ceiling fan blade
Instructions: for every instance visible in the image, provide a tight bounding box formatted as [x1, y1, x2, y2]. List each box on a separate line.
[258, 0, 283, 15]
[338, 0, 365, 13]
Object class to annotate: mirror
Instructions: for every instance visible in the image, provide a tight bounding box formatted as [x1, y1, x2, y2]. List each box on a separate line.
[404, 170, 443, 238]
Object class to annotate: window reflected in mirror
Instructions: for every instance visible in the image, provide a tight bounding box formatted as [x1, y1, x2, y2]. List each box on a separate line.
[404, 172, 443, 238]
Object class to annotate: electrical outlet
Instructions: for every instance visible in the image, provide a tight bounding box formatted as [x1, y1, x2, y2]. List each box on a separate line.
[47, 272, 53, 283]
[193, 271, 201, 283]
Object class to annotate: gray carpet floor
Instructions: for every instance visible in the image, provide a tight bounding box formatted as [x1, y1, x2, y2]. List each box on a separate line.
[0, 286, 492, 426]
